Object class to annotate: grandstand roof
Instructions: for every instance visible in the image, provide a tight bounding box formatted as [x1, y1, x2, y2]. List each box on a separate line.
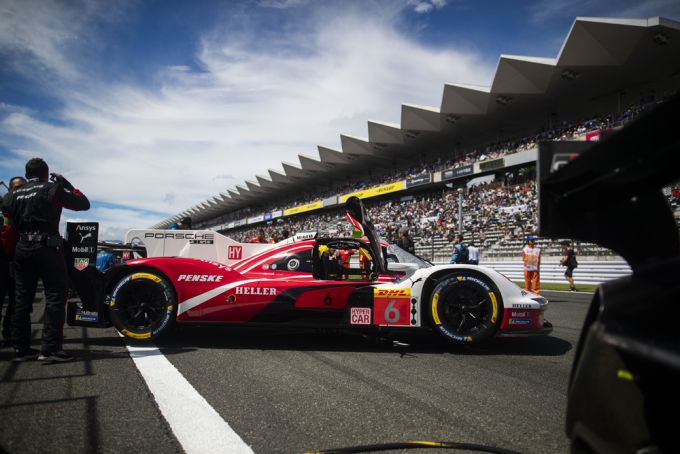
[152, 16, 680, 229]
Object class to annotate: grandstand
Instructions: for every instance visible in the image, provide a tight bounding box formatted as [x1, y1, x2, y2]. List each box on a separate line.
[153, 16, 680, 262]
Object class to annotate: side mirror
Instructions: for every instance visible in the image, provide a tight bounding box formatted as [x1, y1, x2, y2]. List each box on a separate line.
[312, 238, 378, 281]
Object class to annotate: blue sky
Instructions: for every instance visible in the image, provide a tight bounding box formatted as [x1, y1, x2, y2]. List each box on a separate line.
[1, 0, 679, 239]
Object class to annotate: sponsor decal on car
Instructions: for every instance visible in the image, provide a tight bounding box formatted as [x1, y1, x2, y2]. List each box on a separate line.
[374, 288, 410, 326]
[177, 274, 224, 282]
[228, 246, 242, 260]
[145, 232, 214, 240]
[199, 260, 232, 271]
[511, 311, 529, 317]
[350, 307, 371, 325]
[74, 258, 89, 271]
[512, 303, 535, 309]
[509, 318, 532, 325]
[75, 309, 99, 322]
[235, 287, 277, 296]
[375, 288, 409, 297]
[72, 246, 95, 254]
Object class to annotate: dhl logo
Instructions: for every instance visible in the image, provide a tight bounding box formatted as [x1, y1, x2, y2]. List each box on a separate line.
[375, 288, 410, 298]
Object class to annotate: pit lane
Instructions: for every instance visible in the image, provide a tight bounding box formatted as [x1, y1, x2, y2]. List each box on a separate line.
[0, 290, 589, 453]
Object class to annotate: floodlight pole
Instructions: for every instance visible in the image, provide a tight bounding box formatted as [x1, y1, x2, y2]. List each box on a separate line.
[457, 188, 463, 234]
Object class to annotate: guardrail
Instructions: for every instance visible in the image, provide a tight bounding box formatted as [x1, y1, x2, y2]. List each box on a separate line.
[432, 260, 632, 284]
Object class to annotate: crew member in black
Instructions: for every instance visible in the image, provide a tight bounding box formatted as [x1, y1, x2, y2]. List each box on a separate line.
[2, 158, 90, 362]
[560, 241, 578, 292]
[0, 176, 27, 346]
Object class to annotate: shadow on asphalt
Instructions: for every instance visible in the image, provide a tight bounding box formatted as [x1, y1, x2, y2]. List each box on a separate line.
[154, 325, 573, 357]
[0, 328, 571, 366]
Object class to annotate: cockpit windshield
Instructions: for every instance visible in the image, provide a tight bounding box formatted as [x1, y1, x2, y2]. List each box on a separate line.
[385, 244, 432, 269]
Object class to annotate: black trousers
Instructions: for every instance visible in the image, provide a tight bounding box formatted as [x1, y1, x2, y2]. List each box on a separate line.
[0, 257, 15, 339]
[12, 242, 67, 353]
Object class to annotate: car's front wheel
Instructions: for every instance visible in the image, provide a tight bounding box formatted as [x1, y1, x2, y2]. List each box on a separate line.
[107, 270, 177, 341]
[428, 272, 503, 345]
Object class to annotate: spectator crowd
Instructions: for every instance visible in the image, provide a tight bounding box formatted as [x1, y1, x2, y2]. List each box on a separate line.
[231, 179, 540, 250]
[198, 97, 669, 230]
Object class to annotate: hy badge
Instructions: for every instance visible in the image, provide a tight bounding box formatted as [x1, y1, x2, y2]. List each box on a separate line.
[74, 258, 89, 271]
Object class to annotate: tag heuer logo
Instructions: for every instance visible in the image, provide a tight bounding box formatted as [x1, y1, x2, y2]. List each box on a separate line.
[74, 258, 89, 271]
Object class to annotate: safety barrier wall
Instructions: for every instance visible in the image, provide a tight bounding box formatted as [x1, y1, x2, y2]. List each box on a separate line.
[431, 260, 632, 284]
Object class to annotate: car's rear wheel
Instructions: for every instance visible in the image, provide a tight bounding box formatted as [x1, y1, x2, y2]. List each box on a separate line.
[428, 272, 503, 345]
[107, 270, 177, 341]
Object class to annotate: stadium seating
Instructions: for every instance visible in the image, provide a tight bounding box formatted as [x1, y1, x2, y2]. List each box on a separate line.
[213, 100, 679, 262]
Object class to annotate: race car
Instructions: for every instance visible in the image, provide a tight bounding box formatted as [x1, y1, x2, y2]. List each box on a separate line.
[64, 197, 552, 345]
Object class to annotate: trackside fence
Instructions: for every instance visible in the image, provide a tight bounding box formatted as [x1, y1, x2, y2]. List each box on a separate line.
[431, 260, 632, 284]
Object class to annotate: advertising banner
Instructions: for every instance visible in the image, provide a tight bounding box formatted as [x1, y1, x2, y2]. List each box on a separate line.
[283, 201, 322, 216]
[406, 174, 432, 188]
[340, 181, 404, 203]
[271, 210, 283, 219]
[322, 196, 338, 207]
[247, 215, 264, 224]
[479, 158, 505, 172]
[264, 213, 272, 221]
[442, 165, 473, 180]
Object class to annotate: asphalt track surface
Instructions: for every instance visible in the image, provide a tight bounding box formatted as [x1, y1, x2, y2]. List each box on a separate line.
[0, 290, 592, 454]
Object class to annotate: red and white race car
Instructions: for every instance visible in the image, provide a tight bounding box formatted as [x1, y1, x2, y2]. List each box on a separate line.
[66, 197, 552, 345]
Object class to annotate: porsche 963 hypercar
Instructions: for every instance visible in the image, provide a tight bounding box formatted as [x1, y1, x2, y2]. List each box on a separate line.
[64, 197, 552, 345]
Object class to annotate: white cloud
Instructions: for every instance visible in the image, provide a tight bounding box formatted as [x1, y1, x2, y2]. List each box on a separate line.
[414, 3, 434, 14]
[409, 0, 448, 14]
[0, 0, 127, 80]
[0, 1, 492, 238]
[257, 0, 310, 8]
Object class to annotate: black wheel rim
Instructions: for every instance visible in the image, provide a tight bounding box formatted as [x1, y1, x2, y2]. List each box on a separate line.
[439, 282, 492, 334]
[117, 280, 167, 330]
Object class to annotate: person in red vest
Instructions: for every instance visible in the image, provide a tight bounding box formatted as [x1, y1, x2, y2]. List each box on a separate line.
[250, 229, 266, 243]
[358, 247, 373, 278]
[337, 249, 353, 277]
[522, 235, 541, 294]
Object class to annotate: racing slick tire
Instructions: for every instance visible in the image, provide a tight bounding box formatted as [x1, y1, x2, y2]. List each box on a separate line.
[107, 270, 177, 341]
[428, 271, 503, 345]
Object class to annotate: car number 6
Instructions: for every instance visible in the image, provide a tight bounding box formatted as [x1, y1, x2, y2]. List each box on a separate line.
[384, 300, 400, 323]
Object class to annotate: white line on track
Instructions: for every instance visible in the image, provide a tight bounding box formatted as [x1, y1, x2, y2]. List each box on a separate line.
[125, 342, 254, 454]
